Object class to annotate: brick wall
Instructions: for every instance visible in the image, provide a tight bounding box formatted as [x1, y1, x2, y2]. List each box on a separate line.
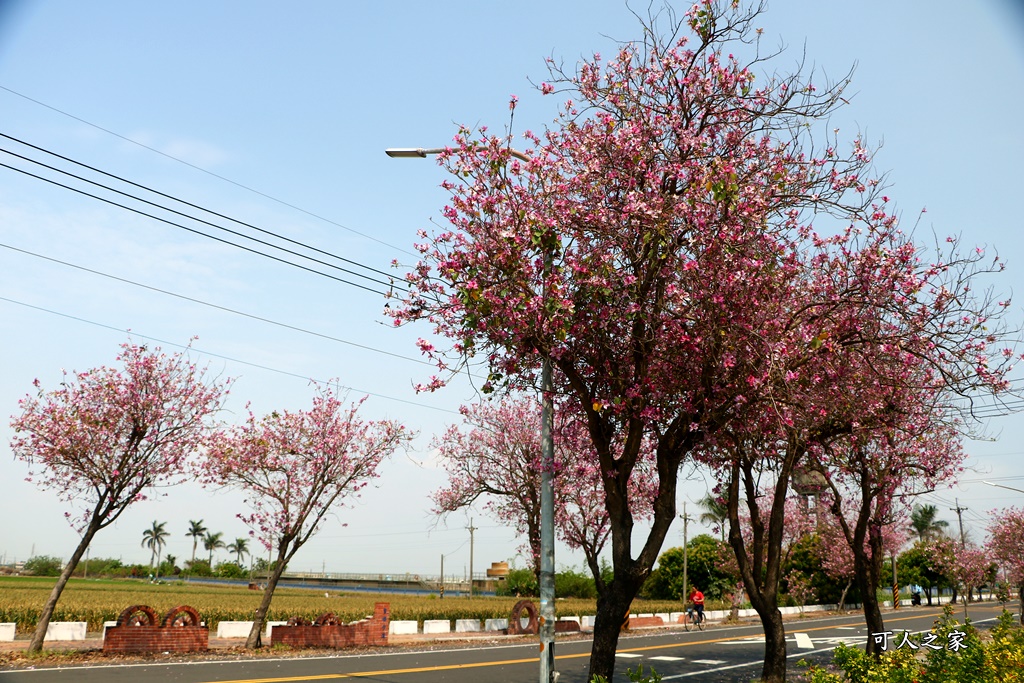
[103, 625, 208, 653]
[271, 602, 389, 649]
[103, 605, 208, 654]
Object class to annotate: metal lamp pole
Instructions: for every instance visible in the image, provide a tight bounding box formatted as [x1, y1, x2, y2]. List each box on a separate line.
[983, 481, 1024, 495]
[386, 146, 557, 683]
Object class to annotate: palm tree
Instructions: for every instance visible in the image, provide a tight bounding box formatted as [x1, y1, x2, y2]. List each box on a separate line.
[227, 538, 250, 566]
[698, 492, 729, 542]
[911, 504, 950, 542]
[186, 520, 207, 565]
[141, 521, 170, 572]
[204, 531, 225, 565]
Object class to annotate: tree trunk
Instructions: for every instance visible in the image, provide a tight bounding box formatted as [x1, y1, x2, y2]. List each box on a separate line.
[247, 543, 291, 648]
[28, 522, 99, 653]
[758, 608, 788, 683]
[838, 579, 852, 612]
[855, 570, 885, 655]
[924, 586, 933, 606]
[1018, 583, 1023, 626]
[587, 581, 636, 682]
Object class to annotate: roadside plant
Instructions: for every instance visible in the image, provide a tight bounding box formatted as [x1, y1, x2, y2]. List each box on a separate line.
[10, 341, 228, 652]
[200, 385, 412, 648]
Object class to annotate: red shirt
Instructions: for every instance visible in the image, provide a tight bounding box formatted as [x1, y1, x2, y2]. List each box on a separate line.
[689, 589, 705, 605]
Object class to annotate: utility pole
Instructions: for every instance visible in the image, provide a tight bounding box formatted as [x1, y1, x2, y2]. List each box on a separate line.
[950, 499, 968, 546]
[680, 502, 691, 601]
[467, 518, 477, 597]
[440, 554, 445, 600]
[892, 550, 900, 610]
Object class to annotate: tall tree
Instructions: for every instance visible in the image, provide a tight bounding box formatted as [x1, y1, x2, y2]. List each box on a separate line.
[227, 537, 250, 566]
[910, 504, 950, 542]
[987, 508, 1024, 624]
[186, 519, 207, 565]
[697, 493, 729, 543]
[200, 386, 411, 648]
[141, 520, 170, 570]
[431, 396, 656, 587]
[203, 531, 225, 565]
[9, 341, 227, 652]
[392, 2, 1018, 679]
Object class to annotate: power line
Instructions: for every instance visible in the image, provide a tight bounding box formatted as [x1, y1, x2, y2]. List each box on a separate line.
[0, 132, 408, 290]
[0, 294, 459, 415]
[0, 241, 431, 368]
[0, 144, 403, 295]
[0, 84, 418, 256]
[0, 159, 391, 296]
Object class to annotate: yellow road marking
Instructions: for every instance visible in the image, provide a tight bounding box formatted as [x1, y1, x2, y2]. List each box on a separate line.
[200, 608, 984, 683]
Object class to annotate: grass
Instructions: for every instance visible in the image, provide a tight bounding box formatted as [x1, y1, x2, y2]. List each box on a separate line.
[0, 576, 691, 633]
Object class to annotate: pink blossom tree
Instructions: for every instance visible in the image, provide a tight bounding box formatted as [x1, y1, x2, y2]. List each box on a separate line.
[201, 387, 411, 648]
[431, 396, 656, 590]
[9, 342, 229, 652]
[392, 1, 1018, 678]
[816, 507, 904, 611]
[987, 508, 1024, 623]
[935, 539, 990, 619]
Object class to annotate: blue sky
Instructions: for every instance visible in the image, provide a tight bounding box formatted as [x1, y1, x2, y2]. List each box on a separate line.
[0, 1, 1022, 577]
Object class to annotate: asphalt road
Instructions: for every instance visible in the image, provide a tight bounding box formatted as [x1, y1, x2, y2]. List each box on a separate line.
[1, 603, 1011, 683]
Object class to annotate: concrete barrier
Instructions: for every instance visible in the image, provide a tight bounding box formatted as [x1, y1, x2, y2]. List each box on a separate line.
[45, 622, 87, 640]
[0, 624, 14, 642]
[388, 620, 418, 635]
[485, 618, 508, 631]
[216, 621, 254, 638]
[655, 613, 670, 624]
[582, 615, 597, 629]
[265, 621, 287, 637]
[455, 619, 481, 633]
[423, 620, 451, 634]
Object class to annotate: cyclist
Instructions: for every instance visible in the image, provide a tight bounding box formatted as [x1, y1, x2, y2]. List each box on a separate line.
[688, 586, 705, 624]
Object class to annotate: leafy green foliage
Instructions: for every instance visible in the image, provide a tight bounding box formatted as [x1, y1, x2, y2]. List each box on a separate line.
[496, 567, 538, 597]
[215, 561, 248, 579]
[642, 535, 736, 600]
[555, 566, 597, 599]
[23, 556, 62, 577]
[803, 606, 1024, 683]
[591, 663, 662, 683]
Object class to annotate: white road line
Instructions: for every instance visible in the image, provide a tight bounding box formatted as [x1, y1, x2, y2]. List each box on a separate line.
[661, 645, 843, 679]
[616, 653, 644, 658]
[794, 632, 814, 649]
[650, 656, 685, 661]
[690, 659, 726, 665]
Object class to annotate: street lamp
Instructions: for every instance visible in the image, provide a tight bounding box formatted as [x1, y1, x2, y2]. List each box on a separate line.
[385, 146, 557, 683]
[983, 481, 1024, 495]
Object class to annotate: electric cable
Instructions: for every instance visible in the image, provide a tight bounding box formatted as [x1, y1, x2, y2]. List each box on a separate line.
[0, 294, 459, 415]
[0, 142, 405, 293]
[0, 241, 430, 367]
[0, 84, 418, 256]
[0, 160, 390, 296]
[0, 132, 408, 287]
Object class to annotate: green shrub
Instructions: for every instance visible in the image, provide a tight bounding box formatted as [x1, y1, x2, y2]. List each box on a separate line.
[215, 561, 247, 579]
[555, 567, 597, 599]
[496, 567, 538, 597]
[803, 605, 1024, 683]
[23, 556, 63, 576]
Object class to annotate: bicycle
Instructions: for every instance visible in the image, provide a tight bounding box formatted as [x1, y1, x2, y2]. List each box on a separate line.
[683, 606, 706, 632]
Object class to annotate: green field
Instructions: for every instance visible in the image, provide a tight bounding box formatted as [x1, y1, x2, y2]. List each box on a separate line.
[0, 577, 691, 633]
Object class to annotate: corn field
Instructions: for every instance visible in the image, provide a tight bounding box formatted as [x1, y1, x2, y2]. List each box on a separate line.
[0, 577, 689, 633]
